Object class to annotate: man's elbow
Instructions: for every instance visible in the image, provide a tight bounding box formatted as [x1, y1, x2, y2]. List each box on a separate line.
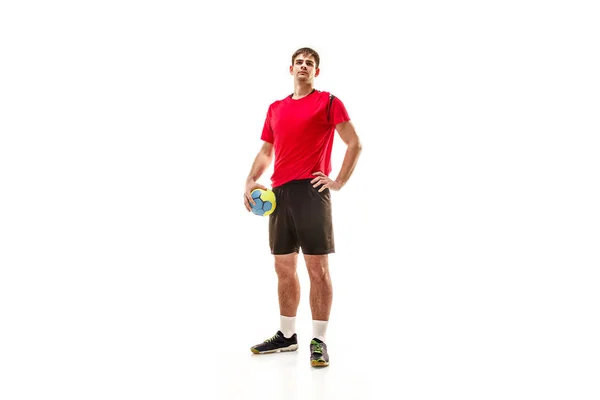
[349, 137, 362, 152]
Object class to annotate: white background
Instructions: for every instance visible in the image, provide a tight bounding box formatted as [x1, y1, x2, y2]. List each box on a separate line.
[1, 0, 599, 399]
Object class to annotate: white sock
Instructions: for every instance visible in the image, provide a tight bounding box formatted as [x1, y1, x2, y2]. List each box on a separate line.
[280, 316, 296, 338]
[312, 320, 328, 342]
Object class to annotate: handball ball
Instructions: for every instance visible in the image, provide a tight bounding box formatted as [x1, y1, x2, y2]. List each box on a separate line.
[250, 188, 276, 216]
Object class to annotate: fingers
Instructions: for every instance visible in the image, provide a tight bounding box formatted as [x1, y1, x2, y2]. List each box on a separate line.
[311, 172, 339, 192]
[311, 172, 329, 186]
[244, 192, 255, 211]
[317, 180, 332, 192]
[310, 171, 325, 184]
[244, 182, 266, 211]
[312, 177, 331, 192]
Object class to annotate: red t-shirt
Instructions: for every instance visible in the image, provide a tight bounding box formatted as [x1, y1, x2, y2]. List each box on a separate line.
[261, 90, 350, 188]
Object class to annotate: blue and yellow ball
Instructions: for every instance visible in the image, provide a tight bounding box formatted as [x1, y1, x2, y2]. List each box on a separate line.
[250, 189, 276, 216]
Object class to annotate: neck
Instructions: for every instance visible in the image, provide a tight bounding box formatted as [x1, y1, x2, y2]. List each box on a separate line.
[292, 82, 314, 99]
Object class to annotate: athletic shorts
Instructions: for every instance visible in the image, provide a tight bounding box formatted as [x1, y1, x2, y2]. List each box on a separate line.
[269, 179, 335, 255]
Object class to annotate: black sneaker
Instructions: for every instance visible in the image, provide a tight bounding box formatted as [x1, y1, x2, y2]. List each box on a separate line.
[310, 338, 329, 367]
[250, 331, 298, 354]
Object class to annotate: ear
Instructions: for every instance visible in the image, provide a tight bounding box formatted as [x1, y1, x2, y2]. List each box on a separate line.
[314, 68, 320, 77]
[289, 65, 294, 75]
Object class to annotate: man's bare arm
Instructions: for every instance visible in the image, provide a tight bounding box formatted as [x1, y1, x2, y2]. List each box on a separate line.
[311, 120, 362, 192]
[244, 142, 274, 211]
[246, 141, 274, 184]
[333, 120, 362, 187]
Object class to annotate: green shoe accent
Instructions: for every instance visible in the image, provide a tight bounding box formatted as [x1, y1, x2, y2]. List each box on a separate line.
[310, 339, 329, 367]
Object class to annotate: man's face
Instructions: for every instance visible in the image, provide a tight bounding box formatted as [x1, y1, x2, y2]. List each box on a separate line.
[290, 54, 320, 82]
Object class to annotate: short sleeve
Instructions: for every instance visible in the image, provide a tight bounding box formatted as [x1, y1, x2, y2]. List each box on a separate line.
[331, 96, 350, 126]
[260, 105, 274, 143]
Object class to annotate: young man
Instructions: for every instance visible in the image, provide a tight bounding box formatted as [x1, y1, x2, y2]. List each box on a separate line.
[243, 47, 362, 367]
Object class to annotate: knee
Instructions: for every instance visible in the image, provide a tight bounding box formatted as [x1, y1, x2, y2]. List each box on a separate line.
[306, 263, 329, 281]
[275, 261, 296, 279]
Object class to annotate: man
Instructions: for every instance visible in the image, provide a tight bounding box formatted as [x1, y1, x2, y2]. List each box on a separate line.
[243, 47, 362, 368]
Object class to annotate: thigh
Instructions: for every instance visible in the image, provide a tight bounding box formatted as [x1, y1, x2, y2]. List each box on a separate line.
[293, 185, 335, 255]
[269, 185, 299, 255]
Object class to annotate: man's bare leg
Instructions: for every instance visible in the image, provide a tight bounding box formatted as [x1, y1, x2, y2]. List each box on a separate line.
[250, 253, 300, 354]
[275, 253, 300, 319]
[304, 254, 332, 367]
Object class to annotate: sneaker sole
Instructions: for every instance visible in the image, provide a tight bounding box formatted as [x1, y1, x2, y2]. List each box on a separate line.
[250, 344, 298, 354]
[311, 359, 329, 367]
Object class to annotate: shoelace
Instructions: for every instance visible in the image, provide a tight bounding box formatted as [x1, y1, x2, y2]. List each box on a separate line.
[312, 342, 323, 354]
[265, 333, 280, 343]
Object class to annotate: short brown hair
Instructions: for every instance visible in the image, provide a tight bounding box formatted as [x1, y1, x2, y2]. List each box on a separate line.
[291, 47, 320, 68]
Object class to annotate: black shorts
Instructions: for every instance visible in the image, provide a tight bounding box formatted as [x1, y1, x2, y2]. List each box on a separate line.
[269, 179, 335, 255]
